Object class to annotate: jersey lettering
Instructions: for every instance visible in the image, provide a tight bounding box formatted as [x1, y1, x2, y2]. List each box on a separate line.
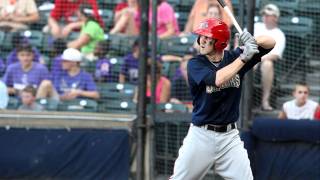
[206, 74, 240, 93]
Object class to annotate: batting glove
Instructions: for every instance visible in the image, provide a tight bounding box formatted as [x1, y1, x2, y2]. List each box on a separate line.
[237, 30, 256, 46]
[239, 41, 259, 63]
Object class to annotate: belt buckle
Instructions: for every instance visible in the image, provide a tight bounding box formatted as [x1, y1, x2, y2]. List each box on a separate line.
[227, 124, 232, 132]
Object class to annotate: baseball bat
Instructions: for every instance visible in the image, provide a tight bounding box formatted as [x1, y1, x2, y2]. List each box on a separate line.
[217, 0, 243, 34]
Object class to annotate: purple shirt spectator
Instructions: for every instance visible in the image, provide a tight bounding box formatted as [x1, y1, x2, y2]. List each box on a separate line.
[95, 57, 117, 82]
[0, 58, 5, 75]
[53, 70, 97, 95]
[6, 48, 41, 66]
[120, 53, 139, 84]
[2, 62, 50, 90]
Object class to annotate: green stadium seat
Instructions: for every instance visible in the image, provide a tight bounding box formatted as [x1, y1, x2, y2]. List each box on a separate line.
[36, 98, 59, 111]
[98, 86, 134, 101]
[58, 99, 98, 112]
[22, 30, 44, 48]
[7, 96, 20, 110]
[148, 103, 188, 113]
[97, 82, 135, 93]
[279, 16, 313, 38]
[98, 99, 136, 113]
[297, 0, 320, 15]
[159, 36, 195, 56]
[0, 31, 5, 47]
[261, 0, 299, 15]
[100, 9, 114, 31]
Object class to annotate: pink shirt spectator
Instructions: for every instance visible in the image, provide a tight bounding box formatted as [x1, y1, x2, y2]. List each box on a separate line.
[149, 1, 179, 36]
[146, 76, 169, 103]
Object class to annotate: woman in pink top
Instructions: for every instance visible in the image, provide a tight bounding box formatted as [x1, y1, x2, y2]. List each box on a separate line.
[150, 0, 180, 39]
[146, 60, 171, 103]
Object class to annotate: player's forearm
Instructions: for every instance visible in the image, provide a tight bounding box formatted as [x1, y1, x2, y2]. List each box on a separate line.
[256, 35, 276, 50]
[215, 59, 244, 87]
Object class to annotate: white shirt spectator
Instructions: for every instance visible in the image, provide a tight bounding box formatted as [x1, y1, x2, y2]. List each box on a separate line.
[0, 81, 8, 109]
[254, 22, 286, 59]
[283, 99, 318, 120]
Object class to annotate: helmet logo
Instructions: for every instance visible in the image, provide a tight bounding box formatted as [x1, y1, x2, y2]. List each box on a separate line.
[199, 22, 208, 29]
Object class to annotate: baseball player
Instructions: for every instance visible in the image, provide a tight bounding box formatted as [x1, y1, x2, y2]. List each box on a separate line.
[170, 18, 275, 180]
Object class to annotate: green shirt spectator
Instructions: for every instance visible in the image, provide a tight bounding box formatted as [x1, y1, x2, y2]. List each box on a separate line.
[80, 20, 104, 54]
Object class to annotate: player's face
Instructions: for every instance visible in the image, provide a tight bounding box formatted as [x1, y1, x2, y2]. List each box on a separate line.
[198, 35, 215, 55]
[293, 85, 309, 105]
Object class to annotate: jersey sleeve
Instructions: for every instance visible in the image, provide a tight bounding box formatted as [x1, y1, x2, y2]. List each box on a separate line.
[2, 66, 13, 87]
[239, 46, 273, 76]
[187, 58, 216, 86]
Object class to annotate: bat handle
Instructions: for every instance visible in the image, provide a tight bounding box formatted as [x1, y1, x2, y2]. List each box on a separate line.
[223, 7, 243, 34]
[217, 0, 226, 7]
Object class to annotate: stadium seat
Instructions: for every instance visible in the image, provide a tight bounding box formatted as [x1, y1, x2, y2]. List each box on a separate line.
[98, 99, 136, 113]
[0, 31, 5, 47]
[21, 30, 44, 49]
[148, 103, 188, 113]
[97, 86, 134, 101]
[7, 96, 20, 110]
[159, 36, 195, 56]
[100, 9, 114, 31]
[37, 98, 59, 111]
[58, 99, 98, 112]
[97, 82, 135, 94]
[297, 0, 320, 15]
[279, 16, 313, 38]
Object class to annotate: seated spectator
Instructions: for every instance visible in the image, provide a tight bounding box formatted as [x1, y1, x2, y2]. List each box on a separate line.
[2, 44, 50, 96]
[0, 0, 39, 32]
[206, 3, 222, 19]
[48, 0, 103, 38]
[181, 0, 233, 35]
[110, 0, 139, 36]
[67, 3, 104, 58]
[0, 57, 5, 75]
[18, 85, 43, 111]
[254, 4, 286, 111]
[170, 58, 192, 105]
[150, 0, 180, 39]
[37, 48, 99, 101]
[147, 60, 171, 103]
[0, 80, 8, 109]
[113, 0, 128, 24]
[278, 83, 319, 120]
[50, 38, 67, 76]
[134, 59, 171, 104]
[6, 32, 42, 66]
[315, 106, 320, 120]
[119, 39, 139, 84]
[94, 41, 117, 82]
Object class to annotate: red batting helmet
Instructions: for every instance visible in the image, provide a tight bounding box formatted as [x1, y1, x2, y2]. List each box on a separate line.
[193, 18, 230, 52]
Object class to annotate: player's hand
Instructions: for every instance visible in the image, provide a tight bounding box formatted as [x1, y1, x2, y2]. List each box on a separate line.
[239, 41, 259, 63]
[237, 30, 256, 46]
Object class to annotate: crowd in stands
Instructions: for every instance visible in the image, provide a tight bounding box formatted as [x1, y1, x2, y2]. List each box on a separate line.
[0, 0, 319, 120]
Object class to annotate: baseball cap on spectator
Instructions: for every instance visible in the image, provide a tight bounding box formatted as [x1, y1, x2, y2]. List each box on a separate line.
[260, 4, 280, 18]
[61, 48, 82, 62]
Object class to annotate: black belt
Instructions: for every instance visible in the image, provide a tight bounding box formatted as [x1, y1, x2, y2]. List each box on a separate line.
[200, 123, 237, 133]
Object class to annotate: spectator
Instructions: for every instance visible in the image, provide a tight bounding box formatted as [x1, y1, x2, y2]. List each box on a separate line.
[150, 0, 180, 39]
[206, 3, 222, 19]
[2, 44, 50, 96]
[50, 38, 67, 76]
[94, 41, 117, 82]
[67, 3, 104, 58]
[254, 4, 286, 111]
[6, 32, 42, 66]
[36, 48, 99, 101]
[181, 0, 233, 35]
[48, 0, 103, 38]
[134, 59, 171, 104]
[278, 83, 318, 120]
[146, 60, 171, 103]
[119, 39, 139, 84]
[18, 85, 43, 111]
[0, 0, 39, 32]
[0, 80, 8, 109]
[113, 0, 128, 24]
[170, 57, 192, 105]
[314, 106, 320, 120]
[110, 0, 139, 36]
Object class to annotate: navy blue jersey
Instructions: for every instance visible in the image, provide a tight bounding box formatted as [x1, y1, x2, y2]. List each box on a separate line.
[187, 47, 272, 126]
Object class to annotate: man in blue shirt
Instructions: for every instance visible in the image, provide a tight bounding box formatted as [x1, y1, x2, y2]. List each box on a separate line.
[170, 18, 275, 180]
